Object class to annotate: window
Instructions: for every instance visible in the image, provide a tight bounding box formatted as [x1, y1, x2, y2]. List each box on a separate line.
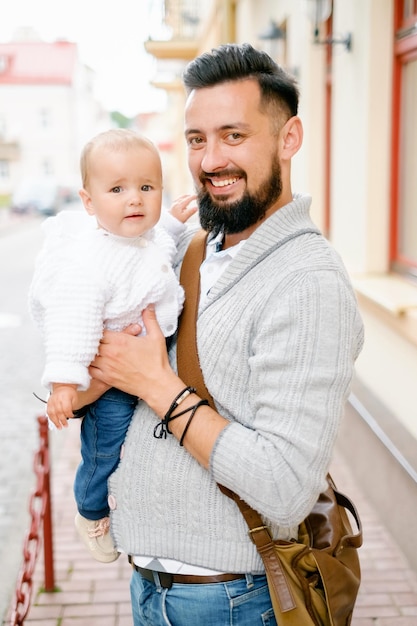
[42, 159, 54, 176]
[391, 0, 417, 278]
[0, 55, 9, 74]
[39, 108, 51, 129]
[0, 160, 9, 181]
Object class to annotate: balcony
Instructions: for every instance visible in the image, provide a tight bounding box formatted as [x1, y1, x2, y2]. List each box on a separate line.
[0, 140, 20, 160]
[144, 39, 198, 60]
[144, 0, 204, 60]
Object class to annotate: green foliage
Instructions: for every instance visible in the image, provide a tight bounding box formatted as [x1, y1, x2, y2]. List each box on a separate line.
[110, 111, 133, 128]
[0, 194, 11, 208]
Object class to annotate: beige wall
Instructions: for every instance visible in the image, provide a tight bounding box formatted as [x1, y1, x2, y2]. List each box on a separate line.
[331, 0, 393, 274]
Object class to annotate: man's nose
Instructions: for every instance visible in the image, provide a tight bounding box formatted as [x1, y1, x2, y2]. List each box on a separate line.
[200, 141, 228, 173]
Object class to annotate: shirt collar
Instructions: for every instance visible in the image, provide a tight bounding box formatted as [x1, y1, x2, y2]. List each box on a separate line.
[206, 231, 246, 259]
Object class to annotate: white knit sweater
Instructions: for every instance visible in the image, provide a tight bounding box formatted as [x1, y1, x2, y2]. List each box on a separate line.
[108, 193, 364, 574]
[29, 210, 185, 390]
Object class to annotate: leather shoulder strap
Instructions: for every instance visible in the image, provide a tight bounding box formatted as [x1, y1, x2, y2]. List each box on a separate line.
[177, 229, 215, 408]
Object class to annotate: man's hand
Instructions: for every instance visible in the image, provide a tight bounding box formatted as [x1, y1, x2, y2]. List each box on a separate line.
[90, 306, 178, 415]
[91, 306, 228, 468]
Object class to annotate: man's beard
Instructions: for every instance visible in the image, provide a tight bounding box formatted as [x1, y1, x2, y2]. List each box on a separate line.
[197, 157, 282, 236]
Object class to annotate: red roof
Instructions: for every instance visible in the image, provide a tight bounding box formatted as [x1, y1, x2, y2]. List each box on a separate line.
[0, 40, 78, 85]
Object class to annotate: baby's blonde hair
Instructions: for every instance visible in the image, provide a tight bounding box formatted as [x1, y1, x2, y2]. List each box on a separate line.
[80, 129, 161, 190]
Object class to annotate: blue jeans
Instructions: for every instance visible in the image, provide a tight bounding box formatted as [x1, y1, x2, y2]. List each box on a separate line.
[74, 388, 137, 519]
[130, 569, 277, 626]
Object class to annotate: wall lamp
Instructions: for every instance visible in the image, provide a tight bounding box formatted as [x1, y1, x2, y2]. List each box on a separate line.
[304, 0, 352, 51]
[257, 19, 286, 64]
[258, 20, 286, 42]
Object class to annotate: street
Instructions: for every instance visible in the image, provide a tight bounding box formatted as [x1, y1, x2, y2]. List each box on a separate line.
[0, 213, 66, 620]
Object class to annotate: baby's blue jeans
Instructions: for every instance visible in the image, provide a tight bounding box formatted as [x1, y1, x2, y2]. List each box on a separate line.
[74, 387, 137, 519]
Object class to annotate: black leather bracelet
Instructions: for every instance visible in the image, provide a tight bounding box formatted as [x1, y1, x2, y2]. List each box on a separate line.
[153, 386, 196, 439]
[154, 403, 197, 439]
[179, 399, 209, 446]
[165, 386, 196, 419]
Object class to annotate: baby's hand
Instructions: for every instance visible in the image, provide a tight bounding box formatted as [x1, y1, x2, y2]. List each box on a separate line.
[47, 384, 79, 429]
[169, 194, 197, 223]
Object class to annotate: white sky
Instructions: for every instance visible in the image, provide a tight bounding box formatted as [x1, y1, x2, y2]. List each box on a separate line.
[0, 0, 167, 117]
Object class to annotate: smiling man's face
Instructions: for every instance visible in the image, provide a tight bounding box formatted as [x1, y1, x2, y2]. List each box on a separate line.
[184, 78, 283, 236]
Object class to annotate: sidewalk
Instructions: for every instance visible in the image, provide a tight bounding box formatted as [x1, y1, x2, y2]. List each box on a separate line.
[4, 419, 417, 626]
[4, 421, 133, 626]
[330, 446, 417, 625]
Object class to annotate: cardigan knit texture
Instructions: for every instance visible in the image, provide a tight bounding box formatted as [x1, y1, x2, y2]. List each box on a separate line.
[29, 210, 184, 390]
[108, 193, 364, 574]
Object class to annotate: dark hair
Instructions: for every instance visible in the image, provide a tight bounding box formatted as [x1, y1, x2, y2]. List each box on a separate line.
[182, 43, 299, 119]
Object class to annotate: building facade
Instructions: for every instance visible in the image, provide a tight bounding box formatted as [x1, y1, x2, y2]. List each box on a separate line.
[0, 34, 110, 205]
[144, 0, 417, 571]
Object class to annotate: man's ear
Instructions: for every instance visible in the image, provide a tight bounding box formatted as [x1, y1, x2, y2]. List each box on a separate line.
[280, 116, 303, 160]
[79, 189, 95, 216]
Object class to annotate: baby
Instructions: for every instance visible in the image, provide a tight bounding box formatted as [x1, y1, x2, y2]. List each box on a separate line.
[29, 129, 196, 562]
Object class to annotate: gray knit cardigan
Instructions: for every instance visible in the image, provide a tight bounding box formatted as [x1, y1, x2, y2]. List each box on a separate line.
[108, 193, 364, 574]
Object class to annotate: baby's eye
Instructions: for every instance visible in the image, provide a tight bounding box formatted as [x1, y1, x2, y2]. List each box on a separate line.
[111, 186, 122, 193]
[141, 184, 152, 191]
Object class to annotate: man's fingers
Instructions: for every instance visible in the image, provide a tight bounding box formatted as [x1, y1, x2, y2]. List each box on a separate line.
[142, 305, 160, 334]
[122, 323, 142, 336]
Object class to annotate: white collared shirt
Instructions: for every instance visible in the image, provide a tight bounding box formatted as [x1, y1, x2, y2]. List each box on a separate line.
[199, 232, 246, 310]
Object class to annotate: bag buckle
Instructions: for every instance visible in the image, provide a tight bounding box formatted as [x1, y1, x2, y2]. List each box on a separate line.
[248, 525, 271, 546]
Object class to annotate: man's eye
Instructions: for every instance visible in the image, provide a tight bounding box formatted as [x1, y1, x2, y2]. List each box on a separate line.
[188, 136, 204, 146]
[111, 186, 122, 193]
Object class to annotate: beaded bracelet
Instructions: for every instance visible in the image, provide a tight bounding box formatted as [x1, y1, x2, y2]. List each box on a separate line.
[179, 399, 209, 446]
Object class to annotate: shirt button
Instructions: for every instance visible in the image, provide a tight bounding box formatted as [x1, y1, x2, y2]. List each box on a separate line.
[138, 238, 148, 248]
[161, 264, 169, 273]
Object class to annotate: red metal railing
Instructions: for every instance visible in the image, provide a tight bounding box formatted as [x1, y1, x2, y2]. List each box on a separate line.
[9, 415, 55, 626]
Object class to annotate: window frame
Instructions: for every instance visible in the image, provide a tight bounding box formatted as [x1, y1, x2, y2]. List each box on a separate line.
[390, 0, 417, 278]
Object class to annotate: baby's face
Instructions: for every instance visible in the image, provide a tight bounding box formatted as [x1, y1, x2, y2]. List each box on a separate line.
[80, 144, 163, 238]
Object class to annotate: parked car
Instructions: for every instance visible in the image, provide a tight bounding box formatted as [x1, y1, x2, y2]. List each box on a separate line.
[10, 178, 74, 216]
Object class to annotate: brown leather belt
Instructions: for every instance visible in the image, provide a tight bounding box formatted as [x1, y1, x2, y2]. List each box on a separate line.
[129, 560, 245, 589]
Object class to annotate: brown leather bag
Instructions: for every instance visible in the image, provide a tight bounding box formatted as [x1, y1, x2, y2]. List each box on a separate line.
[177, 229, 363, 625]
